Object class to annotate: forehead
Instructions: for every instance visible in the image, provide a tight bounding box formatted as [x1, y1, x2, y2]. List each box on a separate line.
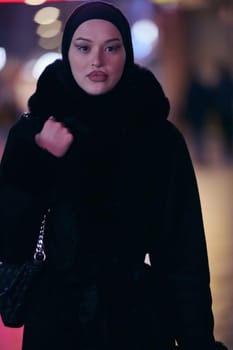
[72, 19, 123, 40]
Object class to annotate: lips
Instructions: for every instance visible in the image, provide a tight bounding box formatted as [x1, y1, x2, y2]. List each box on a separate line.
[87, 71, 108, 82]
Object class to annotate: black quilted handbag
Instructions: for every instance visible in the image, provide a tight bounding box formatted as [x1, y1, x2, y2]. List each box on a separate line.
[0, 209, 50, 328]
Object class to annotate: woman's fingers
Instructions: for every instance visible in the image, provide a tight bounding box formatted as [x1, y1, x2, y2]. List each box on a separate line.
[35, 117, 74, 157]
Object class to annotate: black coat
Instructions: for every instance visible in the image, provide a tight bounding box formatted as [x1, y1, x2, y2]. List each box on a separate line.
[0, 62, 216, 350]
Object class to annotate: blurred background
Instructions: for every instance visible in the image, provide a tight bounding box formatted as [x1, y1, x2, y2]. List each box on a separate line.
[0, 0, 232, 349]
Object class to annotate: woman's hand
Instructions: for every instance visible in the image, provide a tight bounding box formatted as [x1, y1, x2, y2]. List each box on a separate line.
[35, 117, 74, 157]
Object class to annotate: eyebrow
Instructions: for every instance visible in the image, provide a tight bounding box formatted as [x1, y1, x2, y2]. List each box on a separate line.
[73, 37, 121, 44]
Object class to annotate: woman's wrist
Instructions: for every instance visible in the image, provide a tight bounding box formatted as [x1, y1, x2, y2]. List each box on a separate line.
[35, 133, 46, 151]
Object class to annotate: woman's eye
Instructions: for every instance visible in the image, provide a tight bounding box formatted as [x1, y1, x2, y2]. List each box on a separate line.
[76, 45, 90, 53]
[105, 45, 121, 53]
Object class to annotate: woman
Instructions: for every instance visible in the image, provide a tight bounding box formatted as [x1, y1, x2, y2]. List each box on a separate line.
[0, 1, 226, 350]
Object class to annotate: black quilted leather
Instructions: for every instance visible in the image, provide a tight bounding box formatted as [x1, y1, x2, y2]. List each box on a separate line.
[0, 260, 44, 327]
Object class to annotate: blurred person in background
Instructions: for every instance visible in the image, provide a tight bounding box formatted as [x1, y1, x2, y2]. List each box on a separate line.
[184, 60, 233, 164]
[0, 1, 228, 350]
[214, 63, 233, 162]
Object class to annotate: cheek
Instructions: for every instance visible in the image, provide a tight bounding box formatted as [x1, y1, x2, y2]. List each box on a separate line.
[70, 56, 80, 70]
[69, 49, 84, 71]
[113, 58, 125, 79]
[117, 53, 126, 74]
[69, 58, 84, 81]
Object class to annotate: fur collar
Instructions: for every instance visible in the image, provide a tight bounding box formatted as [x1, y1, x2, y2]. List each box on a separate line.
[28, 59, 169, 131]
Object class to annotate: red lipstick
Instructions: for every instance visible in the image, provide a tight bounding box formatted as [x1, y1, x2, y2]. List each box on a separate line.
[87, 71, 108, 82]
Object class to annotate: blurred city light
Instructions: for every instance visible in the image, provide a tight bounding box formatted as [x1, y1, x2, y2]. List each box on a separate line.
[34, 7, 60, 25]
[131, 19, 159, 61]
[32, 52, 61, 79]
[0, 47, 6, 71]
[37, 20, 62, 38]
[25, 0, 46, 5]
[38, 32, 62, 50]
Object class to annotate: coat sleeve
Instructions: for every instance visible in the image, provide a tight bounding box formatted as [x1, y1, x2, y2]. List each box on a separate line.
[0, 114, 59, 262]
[149, 121, 216, 350]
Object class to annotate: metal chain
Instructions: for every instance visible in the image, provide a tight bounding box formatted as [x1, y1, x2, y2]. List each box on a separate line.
[33, 209, 50, 262]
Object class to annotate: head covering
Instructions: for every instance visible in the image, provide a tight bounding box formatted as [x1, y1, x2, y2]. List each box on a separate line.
[28, 2, 169, 125]
[61, 1, 134, 70]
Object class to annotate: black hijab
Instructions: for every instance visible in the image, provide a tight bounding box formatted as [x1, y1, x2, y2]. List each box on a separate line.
[61, 1, 134, 71]
[28, 1, 169, 129]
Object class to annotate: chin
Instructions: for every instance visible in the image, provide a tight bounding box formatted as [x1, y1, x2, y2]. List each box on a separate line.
[84, 86, 113, 96]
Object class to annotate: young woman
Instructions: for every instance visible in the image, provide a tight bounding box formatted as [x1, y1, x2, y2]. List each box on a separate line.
[0, 2, 227, 350]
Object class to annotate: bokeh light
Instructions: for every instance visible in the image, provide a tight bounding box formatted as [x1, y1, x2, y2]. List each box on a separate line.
[34, 7, 60, 25]
[37, 20, 62, 39]
[0, 47, 7, 71]
[131, 19, 159, 61]
[32, 52, 61, 79]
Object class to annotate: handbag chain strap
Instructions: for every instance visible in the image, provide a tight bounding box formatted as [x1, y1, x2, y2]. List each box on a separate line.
[33, 209, 50, 263]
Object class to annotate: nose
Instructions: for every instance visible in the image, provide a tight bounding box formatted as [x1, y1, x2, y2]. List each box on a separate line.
[91, 48, 103, 68]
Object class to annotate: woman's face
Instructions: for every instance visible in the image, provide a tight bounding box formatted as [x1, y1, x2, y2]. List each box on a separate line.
[68, 19, 126, 95]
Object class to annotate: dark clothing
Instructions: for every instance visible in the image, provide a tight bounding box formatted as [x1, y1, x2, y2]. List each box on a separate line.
[0, 61, 215, 350]
[185, 70, 233, 161]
